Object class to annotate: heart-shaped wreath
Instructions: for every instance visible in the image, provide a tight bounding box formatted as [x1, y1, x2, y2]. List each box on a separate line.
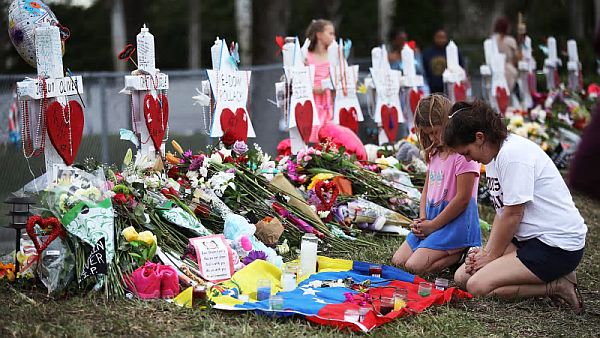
[26, 215, 67, 255]
[315, 180, 340, 222]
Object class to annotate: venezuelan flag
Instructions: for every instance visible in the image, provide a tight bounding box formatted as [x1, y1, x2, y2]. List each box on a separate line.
[182, 256, 470, 332]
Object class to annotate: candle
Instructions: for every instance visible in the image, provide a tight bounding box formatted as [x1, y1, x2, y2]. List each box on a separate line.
[379, 297, 395, 315]
[393, 288, 408, 310]
[434, 278, 449, 291]
[257, 279, 271, 301]
[446, 40, 459, 70]
[269, 295, 284, 310]
[282, 37, 296, 67]
[369, 264, 382, 278]
[281, 262, 298, 292]
[192, 285, 208, 309]
[401, 44, 416, 77]
[300, 233, 318, 277]
[418, 282, 432, 297]
[567, 39, 579, 64]
[136, 24, 156, 74]
[547, 37, 558, 64]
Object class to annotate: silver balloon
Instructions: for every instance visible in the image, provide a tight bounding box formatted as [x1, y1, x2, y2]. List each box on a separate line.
[8, 0, 60, 68]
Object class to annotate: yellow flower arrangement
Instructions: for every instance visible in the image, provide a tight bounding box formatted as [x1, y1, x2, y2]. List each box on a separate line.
[307, 173, 335, 190]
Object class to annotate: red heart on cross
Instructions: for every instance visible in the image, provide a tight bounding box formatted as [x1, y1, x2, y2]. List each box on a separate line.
[454, 82, 467, 102]
[143, 94, 169, 150]
[26, 215, 66, 255]
[381, 105, 399, 143]
[46, 100, 85, 166]
[294, 101, 313, 144]
[409, 88, 423, 114]
[220, 107, 248, 146]
[314, 180, 339, 222]
[495, 87, 509, 115]
[339, 107, 359, 134]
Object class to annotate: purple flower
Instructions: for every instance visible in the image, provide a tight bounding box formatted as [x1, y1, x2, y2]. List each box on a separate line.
[189, 155, 204, 171]
[287, 160, 299, 181]
[226, 168, 236, 174]
[242, 250, 267, 265]
[184, 150, 193, 158]
[232, 140, 249, 155]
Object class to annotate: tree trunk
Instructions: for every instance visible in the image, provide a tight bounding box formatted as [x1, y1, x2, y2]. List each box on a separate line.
[188, 0, 200, 69]
[252, 0, 288, 65]
[110, 0, 127, 71]
[312, 0, 343, 28]
[378, 0, 395, 44]
[235, 0, 253, 66]
[569, 0, 585, 39]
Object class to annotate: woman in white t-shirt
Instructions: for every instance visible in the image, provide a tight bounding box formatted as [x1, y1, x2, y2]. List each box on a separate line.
[443, 100, 587, 314]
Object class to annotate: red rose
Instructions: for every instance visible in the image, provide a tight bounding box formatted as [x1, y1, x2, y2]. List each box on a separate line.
[114, 193, 128, 205]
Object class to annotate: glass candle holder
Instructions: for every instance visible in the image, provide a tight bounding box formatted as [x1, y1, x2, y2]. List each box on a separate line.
[256, 279, 271, 301]
[269, 295, 284, 310]
[369, 264, 382, 278]
[393, 288, 408, 310]
[344, 309, 360, 322]
[358, 307, 370, 322]
[379, 296, 395, 315]
[434, 278, 449, 291]
[192, 285, 208, 309]
[418, 282, 432, 297]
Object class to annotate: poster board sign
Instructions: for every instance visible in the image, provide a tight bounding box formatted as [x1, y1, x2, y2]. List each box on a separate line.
[189, 234, 235, 282]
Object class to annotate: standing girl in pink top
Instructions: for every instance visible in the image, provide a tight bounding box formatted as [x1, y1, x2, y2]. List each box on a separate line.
[392, 94, 482, 274]
[305, 19, 335, 142]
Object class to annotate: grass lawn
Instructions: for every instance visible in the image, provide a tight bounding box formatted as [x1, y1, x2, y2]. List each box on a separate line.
[1, 194, 599, 337]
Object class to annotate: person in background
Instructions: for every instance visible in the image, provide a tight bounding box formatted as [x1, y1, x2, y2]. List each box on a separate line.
[422, 28, 464, 94]
[305, 19, 336, 143]
[492, 17, 519, 92]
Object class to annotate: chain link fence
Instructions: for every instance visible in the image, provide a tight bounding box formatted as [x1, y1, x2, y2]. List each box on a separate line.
[0, 62, 482, 252]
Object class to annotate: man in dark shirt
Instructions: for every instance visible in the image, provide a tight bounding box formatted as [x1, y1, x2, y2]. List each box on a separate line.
[422, 29, 464, 93]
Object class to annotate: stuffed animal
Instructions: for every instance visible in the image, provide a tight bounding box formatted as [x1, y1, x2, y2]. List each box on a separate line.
[223, 214, 282, 267]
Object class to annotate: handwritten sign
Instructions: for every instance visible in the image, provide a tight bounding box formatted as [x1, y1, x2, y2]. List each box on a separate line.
[79, 237, 107, 282]
[207, 69, 256, 138]
[370, 68, 402, 124]
[124, 73, 169, 91]
[17, 76, 84, 100]
[35, 24, 63, 79]
[190, 234, 234, 282]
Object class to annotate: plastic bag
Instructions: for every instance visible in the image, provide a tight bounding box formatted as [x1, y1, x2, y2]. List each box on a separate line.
[37, 236, 75, 295]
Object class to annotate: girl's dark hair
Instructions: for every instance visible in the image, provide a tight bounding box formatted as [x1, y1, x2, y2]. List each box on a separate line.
[305, 19, 334, 51]
[493, 17, 510, 35]
[414, 94, 452, 162]
[443, 100, 508, 148]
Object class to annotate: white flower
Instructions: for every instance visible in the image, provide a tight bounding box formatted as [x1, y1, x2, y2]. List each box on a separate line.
[144, 176, 160, 189]
[209, 153, 223, 164]
[221, 148, 232, 159]
[166, 178, 181, 191]
[199, 166, 208, 178]
[208, 172, 235, 197]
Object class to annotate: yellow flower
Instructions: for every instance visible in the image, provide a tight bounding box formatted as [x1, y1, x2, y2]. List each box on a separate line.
[137, 231, 157, 247]
[307, 173, 335, 190]
[171, 140, 184, 155]
[121, 226, 139, 242]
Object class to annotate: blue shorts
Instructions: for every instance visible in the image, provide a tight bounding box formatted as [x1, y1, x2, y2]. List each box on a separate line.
[512, 237, 584, 283]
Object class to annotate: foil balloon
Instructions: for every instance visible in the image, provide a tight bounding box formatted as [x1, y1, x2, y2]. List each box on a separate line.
[8, 0, 60, 68]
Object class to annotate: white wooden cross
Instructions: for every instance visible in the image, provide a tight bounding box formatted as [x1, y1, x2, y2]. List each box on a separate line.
[367, 45, 402, 145]
[481, 38, 510, 115]
[567, 39, 582, 92]
[442, 40, 468, 103]
[399, 44, 424, 134]
[328, 39, 364, 135]
[517, 35, 536, 109]
[278, 37, 319, 153]
[204, 38, 255, 144]
[121, 25, 169, 164]
[543, 37, 561, 91]
[16, 22, 84, 180]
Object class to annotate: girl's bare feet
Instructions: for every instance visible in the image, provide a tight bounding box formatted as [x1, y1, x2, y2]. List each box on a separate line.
[553, 271, 583, 315]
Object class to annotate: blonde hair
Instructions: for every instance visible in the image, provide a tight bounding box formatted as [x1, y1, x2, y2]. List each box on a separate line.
[414, 94, 452, 162]
[305, 19, 334, 52]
